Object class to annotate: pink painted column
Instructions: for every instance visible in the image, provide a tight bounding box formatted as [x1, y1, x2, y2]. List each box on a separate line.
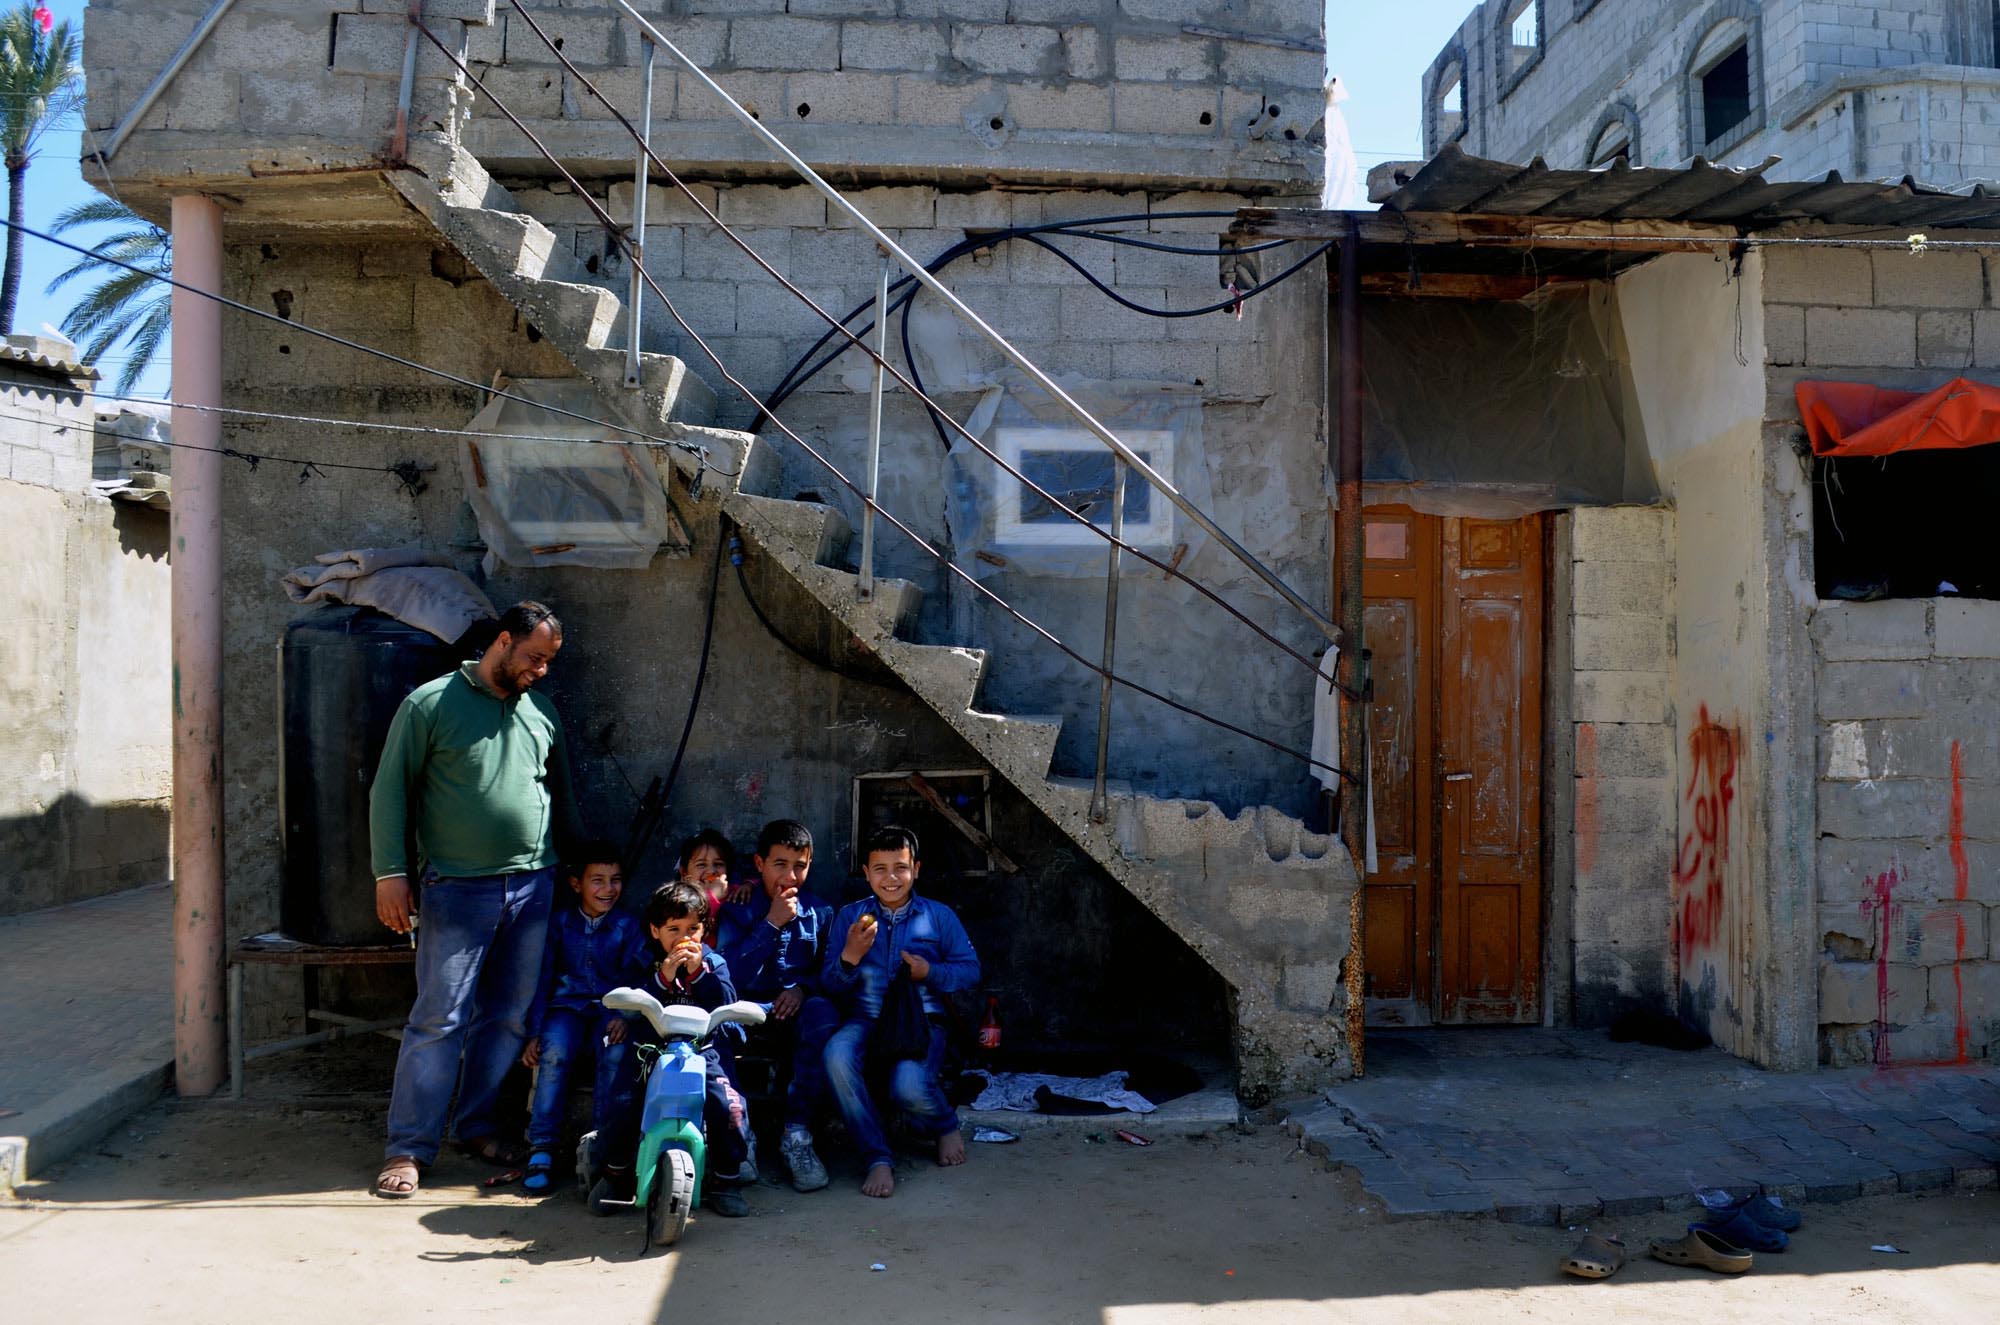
[170, 194, 226, 1097]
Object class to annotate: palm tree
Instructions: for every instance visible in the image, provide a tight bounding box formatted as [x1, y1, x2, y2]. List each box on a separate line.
[45, 197, 170, 395]
[0, 4, 81, 334]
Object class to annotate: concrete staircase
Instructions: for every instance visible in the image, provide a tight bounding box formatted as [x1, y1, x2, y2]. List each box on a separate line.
[388, 136, 1359, 1101]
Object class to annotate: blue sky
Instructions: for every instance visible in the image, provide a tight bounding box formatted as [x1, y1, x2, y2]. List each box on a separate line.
[17, 0, 1474, 402]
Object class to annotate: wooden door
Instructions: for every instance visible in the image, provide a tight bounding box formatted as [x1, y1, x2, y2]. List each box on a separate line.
[1356, 507, 1544, 1027]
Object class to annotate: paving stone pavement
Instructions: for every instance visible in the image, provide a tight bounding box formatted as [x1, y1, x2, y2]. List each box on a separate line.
[1287, 1028, 2000, 1224]
[0, 884, 173, 1186]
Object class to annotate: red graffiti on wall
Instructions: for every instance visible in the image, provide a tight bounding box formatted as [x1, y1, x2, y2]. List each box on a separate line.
[1671, 706, 1738, 979]
[1860, 868, 1901, 1068]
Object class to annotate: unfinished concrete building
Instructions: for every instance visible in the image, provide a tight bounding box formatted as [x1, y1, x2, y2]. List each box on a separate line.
[83, 1, 2000, 1111]
[1420, 0, 2000, 181]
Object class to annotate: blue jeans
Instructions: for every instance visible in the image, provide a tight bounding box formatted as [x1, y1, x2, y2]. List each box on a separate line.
[383, 867, 554, 1164]
[525, 1007, 637, 1157]
[746, 995, 839, 1130]
[824, 1018, 956, 1172]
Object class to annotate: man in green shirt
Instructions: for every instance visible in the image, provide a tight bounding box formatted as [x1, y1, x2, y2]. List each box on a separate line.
[371, 600, 583, 1199]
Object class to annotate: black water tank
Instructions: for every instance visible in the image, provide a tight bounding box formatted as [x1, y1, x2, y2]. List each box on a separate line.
[279, 607, 459, 945]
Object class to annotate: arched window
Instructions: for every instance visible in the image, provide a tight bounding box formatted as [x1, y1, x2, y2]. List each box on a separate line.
[1587, 100, 1641, 167]
[1496, 0, 1545, 99]
[1426, 44, 1469, 153]
[1682, 4, 1763, 158]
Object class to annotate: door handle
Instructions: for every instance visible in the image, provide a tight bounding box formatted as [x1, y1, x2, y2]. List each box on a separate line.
[1443, 772, 1472, 782]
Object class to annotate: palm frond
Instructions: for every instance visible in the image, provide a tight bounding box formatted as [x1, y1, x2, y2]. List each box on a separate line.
[43, 192, 173, 390]
[114, 302, 172, 396]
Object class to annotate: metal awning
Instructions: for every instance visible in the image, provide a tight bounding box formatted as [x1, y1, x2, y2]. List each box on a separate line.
[1233, 144, 2000, 299]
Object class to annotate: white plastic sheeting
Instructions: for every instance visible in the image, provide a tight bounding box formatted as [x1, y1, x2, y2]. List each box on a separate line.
[459, 379, 687, 575]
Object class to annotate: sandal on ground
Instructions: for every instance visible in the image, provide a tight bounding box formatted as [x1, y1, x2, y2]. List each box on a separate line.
[454, 1135, 530, 1168]
[1560, 1234, 1626, 1279]
[373, 1156, 422, 1199]
[521, 1150, 554, 1194]
[702, 1186, 751, 1218]
[1649, 1225, 1752, 1274]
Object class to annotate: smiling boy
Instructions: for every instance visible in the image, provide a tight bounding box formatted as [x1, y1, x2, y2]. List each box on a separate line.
[519, 842, 650, 1195]
[821, 824, 980, 1198]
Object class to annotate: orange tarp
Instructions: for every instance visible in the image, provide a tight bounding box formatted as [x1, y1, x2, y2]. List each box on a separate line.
[1797, 378, 2000, 457]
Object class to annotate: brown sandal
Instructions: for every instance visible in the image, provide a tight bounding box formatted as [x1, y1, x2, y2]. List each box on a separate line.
[1560, 1233, 1626, 1279]
[374, 1155, 421, 1199]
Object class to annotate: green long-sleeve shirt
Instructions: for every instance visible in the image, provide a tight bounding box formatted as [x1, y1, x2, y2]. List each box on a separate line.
[368, 662, 582, 880]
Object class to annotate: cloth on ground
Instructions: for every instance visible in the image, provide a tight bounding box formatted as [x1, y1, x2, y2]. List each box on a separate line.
[966, 1069, 1158, 1115]
[284, 546, 496, 644]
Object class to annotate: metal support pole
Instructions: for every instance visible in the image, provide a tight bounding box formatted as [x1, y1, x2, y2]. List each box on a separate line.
[390, 1, 425, 165]
[624, 35, 656, 390]
[858, 251, 892, 602]
[1334, 220, 1367, 1078]
[1090, 460, 1128, 824]
[172, 194, 228, 1099]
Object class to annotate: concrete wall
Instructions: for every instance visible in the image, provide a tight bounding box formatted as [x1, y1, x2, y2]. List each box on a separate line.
[1763, 236, 2000, 1065]
[505, 174, 1329, 814]
[214, 236, 1237, 1052]
[1424, 0, 2000, 184]
[87, 1, 1322, 205]
[0, 369, 172, 916]
[1564, 504, 1678, 1025]
[1614, 250, 1817, 1067]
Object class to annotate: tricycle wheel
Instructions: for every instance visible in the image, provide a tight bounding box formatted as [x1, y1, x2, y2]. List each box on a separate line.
[648, 1148, 696, 1246]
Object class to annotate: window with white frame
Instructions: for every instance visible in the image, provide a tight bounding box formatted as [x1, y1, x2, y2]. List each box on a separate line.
[992, 427, 1175, 547]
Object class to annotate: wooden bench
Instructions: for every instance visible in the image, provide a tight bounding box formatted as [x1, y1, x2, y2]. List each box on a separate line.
[228, 932, 414, 1100]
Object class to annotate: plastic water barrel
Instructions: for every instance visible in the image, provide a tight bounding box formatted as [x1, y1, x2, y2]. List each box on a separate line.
[278, 606, 460, 945]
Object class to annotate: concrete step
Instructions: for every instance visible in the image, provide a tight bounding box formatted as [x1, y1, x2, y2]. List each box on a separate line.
[962, 710, 1064, 780]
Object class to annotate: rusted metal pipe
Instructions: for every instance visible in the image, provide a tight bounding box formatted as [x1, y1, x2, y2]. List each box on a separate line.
[171, 194, 228, 1098]
[1335, 219, 1367, 1077]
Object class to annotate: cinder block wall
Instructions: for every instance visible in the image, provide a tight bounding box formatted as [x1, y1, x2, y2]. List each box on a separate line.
[1762, 239, 2000, 1066]
[1813, 600, 2000, 1066]
[1566, 505, 1677, 1024]
[0, 371, 172, 916]
[1424, 0, 1996, 181]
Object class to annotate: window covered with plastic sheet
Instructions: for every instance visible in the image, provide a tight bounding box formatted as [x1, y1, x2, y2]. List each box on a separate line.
[458, 379, 690, 575]
[1357, 288, 1657, 516]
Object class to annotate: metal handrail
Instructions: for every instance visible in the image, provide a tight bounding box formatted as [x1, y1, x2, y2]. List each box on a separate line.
[606, 0, 1341, 653]
[96, 0, 246, 164]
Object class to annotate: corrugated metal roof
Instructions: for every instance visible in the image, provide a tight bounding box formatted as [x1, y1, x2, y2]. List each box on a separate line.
[0, 338, 96, 382]
[1369, 143, 2000, 231]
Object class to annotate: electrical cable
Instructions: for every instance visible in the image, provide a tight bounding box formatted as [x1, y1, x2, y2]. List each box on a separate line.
[631, 518, 727, 870]
[0, 219, 717, 463]
[440, 24, 1359, 784]
[469, 11, 1356, 701]
[92, 390, 738, 467]
[2, 408, 425, 481]
[726, 523, 898, 690]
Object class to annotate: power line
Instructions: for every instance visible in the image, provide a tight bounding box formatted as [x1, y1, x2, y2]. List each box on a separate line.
[453, 12, 1358, 781]
[1, 218, 719, 465]
[0, 407, 434, 490]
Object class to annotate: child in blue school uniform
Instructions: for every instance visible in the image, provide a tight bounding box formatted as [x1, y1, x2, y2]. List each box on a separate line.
[718, 818, 839, 1192]
[624, 879, 759, 1218]
[519, 843, 651, 1195]
[822, 824, 980, 1200]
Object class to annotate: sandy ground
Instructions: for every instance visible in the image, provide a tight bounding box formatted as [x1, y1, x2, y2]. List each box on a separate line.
[2, 1088, 1997, 1324]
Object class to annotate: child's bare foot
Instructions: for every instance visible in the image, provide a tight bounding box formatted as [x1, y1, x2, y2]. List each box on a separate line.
[861, 1163, 895, 1198]
[937, 1130, 967, 1167]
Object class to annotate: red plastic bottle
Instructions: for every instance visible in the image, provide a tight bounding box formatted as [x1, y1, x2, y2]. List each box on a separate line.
[977, 995, 1003, 1052]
